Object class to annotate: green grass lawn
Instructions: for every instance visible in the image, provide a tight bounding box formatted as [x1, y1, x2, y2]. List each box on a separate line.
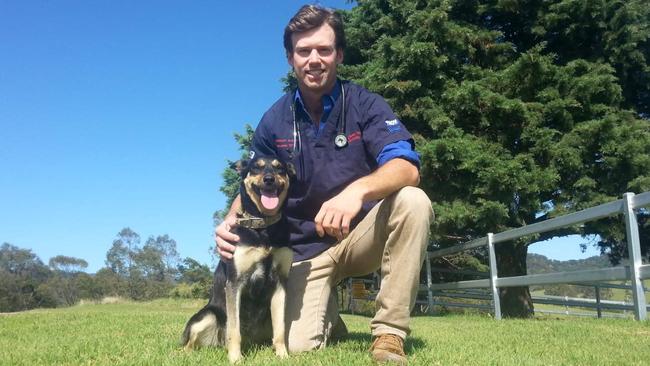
[1, 299, 649, 365]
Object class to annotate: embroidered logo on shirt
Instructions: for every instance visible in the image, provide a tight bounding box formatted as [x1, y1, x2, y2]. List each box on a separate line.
[275, 138, 295, 149]
[249, 151, 255, 159]
[347, 131, 361, 143]
[385, 119, 402, 133]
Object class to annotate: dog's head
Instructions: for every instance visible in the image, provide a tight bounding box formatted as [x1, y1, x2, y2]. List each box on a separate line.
[235, 157, 296, 217]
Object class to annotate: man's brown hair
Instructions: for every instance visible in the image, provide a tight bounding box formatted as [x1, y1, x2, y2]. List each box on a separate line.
[283, 4, 346, 54]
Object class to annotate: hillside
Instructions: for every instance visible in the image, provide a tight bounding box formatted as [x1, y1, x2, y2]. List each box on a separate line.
[527, 253, 613, 275]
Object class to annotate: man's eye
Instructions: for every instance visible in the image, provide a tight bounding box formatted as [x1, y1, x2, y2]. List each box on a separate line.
[318, 48, 333, 56]
[297, 49, 311, 57]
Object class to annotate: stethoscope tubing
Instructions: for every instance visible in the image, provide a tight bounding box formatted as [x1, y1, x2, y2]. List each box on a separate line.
[290, 81, 347, 155]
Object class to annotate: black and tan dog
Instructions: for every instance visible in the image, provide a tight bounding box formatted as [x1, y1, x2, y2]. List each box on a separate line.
[181, 157, 295, 363]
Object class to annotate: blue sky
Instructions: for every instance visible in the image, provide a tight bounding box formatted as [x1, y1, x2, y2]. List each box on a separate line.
[0, 1, 599, 273]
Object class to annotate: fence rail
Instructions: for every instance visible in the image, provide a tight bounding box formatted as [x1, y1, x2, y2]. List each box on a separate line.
[532, 294, 650, 312]
[422, 288, 650, 318]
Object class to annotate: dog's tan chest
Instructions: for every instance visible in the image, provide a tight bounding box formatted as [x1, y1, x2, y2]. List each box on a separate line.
[233, 246, 293, 278]
[233, 246, 270, 276]
[271, 247, 293, 278]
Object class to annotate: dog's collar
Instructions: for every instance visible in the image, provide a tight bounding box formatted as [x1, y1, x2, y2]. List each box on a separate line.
[236, 210, 281, 229]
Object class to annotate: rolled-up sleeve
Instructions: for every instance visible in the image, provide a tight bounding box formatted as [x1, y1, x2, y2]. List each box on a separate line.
[376, 140, 420, 168]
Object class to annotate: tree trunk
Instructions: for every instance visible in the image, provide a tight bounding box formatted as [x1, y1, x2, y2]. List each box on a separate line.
[495, 242, 534, 318]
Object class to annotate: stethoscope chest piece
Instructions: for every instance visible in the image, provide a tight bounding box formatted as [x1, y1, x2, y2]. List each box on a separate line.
[334, 134, 348, 148]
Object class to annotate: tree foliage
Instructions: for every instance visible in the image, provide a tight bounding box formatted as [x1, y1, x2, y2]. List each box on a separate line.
[219, 124, 255, 213]
[49, 255, 88, 274]
[138, 234, 180, 282]
[105, 228, 139, 276]
[174, 257, 213, 298]
[0, 243, 51, 311]
[102, 228, 183, 300]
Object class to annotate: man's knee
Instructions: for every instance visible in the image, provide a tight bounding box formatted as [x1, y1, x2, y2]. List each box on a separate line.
[392, 186, 434, 222]
[286, 291, 338, 353]
[288, 337, 323, 354]
[287, 326, 329, 353]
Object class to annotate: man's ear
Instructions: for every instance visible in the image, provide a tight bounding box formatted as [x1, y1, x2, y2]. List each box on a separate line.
[336, 48, 344, 65]
[287, 51, 294, 67]
[286, 162, 297, 179]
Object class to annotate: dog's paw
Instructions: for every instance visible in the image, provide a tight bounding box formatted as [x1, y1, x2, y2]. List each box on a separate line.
[228, 351, 242, 364]
[275, 346, 289, 358]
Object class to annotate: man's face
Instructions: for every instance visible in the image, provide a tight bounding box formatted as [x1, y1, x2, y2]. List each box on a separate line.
[288, 23, 344, 96]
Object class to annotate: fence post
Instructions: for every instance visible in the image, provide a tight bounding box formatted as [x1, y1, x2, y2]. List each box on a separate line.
[564, 296, 569, 315]
[487, 233, 502, 320]
[623, 192, 647, 321]
[595, 285, 602, 319]
[347, 278, 354, 315]
[425, 252, 434, 314]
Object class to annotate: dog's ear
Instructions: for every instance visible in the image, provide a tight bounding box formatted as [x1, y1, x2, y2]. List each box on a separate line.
[286, 162, 297, 179]
[231, 159, 250, 178]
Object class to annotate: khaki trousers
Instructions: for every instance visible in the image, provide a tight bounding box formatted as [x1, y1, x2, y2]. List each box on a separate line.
[285, 186, 433, 353]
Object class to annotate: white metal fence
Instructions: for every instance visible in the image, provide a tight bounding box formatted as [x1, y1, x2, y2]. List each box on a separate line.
[421, 282, 649, 319]
[425, 191, 650, 320]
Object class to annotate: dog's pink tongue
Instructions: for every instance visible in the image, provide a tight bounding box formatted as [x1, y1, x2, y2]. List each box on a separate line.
[261, 192, 279, 210]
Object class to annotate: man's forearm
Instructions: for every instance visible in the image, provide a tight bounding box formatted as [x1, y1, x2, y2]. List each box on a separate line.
[226, 194, 242, 218]
[347, 158, 420, 203]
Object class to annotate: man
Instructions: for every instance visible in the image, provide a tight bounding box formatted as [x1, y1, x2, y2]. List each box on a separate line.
[216, 4, 433, 365]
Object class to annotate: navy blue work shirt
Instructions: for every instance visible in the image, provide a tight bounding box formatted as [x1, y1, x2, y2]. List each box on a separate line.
[250, 80, 417, 261]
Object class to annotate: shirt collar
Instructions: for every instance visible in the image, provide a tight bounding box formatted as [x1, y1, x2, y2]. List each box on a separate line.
[294, 79, 341, 115]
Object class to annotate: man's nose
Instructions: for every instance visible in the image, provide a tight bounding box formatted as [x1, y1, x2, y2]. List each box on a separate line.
[308, 49, 320, 63]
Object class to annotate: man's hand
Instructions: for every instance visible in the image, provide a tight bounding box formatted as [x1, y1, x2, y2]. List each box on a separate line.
[215, 215, 239, 260]
[314, 188, 364, 241]
[313, 158, 420, 242]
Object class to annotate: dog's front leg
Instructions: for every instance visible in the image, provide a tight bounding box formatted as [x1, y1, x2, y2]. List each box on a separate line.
[225, 282, 242, 363]
[270, 283, 288, 357]
[271, 247, 293, 357]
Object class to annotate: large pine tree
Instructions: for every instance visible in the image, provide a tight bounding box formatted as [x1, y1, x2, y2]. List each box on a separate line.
[340, 0, 649, 317]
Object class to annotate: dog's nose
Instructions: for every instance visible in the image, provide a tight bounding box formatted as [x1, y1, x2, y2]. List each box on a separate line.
[263, 174, 275, 185]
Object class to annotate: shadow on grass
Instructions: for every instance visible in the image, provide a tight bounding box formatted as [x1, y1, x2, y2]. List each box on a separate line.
[340, 309, 449, 319]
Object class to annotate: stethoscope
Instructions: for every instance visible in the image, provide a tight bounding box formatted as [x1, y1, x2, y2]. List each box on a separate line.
[290, 81, 347, 157]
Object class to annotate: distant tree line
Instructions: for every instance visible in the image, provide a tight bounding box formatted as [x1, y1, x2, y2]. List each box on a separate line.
[0, 228, 213, 312]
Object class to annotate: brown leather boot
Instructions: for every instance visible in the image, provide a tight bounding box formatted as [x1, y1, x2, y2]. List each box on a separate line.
[370, 334, 407, 365]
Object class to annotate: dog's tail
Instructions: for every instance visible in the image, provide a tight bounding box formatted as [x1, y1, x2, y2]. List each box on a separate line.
[181, 305, 226, 350]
